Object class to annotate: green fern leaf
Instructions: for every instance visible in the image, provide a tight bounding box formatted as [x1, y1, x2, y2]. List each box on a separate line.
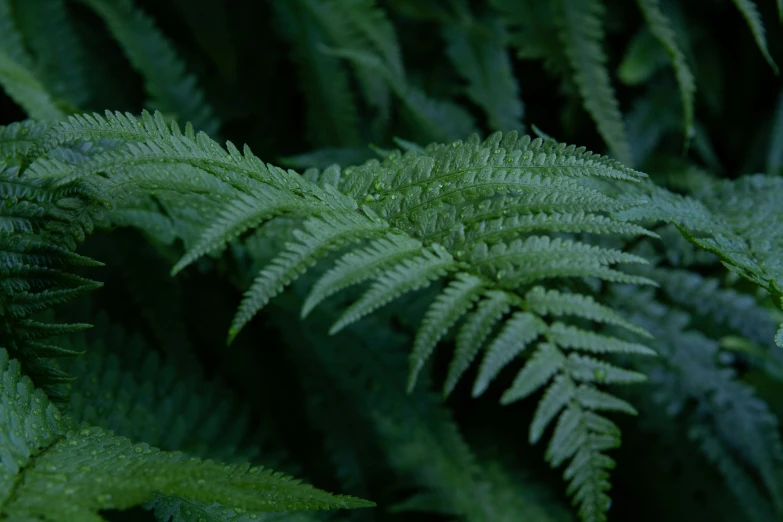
[271, 0, 361, 146]
[308, 0, 402, 134]
[230, 211, 389, 343]
[636, 0, 696, 141]
[77, 0, 219, 135]
[618, 175, 783, 346]
[555, 0, 632, 165]
[323, 46, 477, 143]
[0, 0, 68, 119]
[0, 51, 66, 120]
[443, 13, 524, 131]
[0, 349, 373, 519]
[444, 290, 516, 396]
[548, 406, 617, 522]
[731, 0, 779, 73]
[408, 273, 486, 391]
[302, 233, 424, 317]
[472, 311, 548, 396]
[330, 244, 456, 334]
[618, 28, 668, 86]
[13, 0, 90, 108]
[0, 120, 51, 166]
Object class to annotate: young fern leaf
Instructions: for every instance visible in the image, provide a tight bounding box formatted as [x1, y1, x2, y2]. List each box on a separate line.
[330, 244, 456, 334]
[230, 211, 389, 343]
[302, 233, 424, 317]
[555, 0, 632, 165]
[636, 0, 696, 142]
[472, 311, 548, 396]
[444, 290, 516, 396]
[408, 273, 485, 391]
[77, 0, 220, 135]
[731, 0, 779, 73]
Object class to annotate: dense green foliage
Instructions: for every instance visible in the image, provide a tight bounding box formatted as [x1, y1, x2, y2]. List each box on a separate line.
[1, 1, 782, 521]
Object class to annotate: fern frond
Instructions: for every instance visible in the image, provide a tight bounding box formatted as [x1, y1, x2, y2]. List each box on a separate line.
[13, 0, 90, 108]
[322, 46, 477, 143]
[636, 0, 696, 141]
[0, 348, 373, 520]
[58, 315, 327, 521]
[308, 0, 402, 134]
[0, 119, 51, 166]
[271, 0, 361, 147]
[77, 0, 219, 135]
[468, 236, 653, 287]
[408, 273, 485, 390]
[617, 294, 783, 520]
[0, 0, 68, 119]
[282, 291, 572, 522]
[618, 28, 668, 86]
[501, 342, 564, 403]
[731, 0, 779, 73]
[617, 175, 783, 346]
[20, 118, 656, 522]
[443, 12, 524, 131]
[651, 267, 778, 347]
[555, 0, 632, 165]
[0, 161, 105, 397]
[0, 50, 67, 120]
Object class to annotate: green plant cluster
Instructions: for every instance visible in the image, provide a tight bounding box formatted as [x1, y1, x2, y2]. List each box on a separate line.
[1, 1, 782, 521]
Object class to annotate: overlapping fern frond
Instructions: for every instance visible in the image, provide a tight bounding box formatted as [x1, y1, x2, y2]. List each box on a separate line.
[13, 109, 661, 522]
[0, 120, 106, 399]
[0, 347, 373, 521]
[615, 174, 783, 346]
